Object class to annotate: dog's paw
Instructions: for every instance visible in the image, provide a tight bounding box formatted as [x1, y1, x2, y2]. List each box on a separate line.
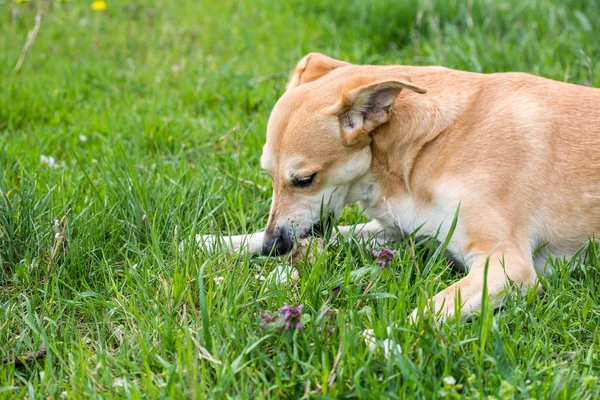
[178, 234, 220, 253]
[362, 327, 401, 359]
[267, 265, 300, 285]
[409, 301, 455, 325]
[195, 234, 220, 253]
[408, 308, 420, 325]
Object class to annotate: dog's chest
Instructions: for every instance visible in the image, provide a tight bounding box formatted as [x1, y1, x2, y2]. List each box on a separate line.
[365, 186, 466, 260]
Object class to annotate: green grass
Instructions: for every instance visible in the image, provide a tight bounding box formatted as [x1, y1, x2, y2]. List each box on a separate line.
[1, 0, 599, 398]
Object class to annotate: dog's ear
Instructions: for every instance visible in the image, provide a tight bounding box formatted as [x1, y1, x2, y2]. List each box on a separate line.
[331, 78, 427, 145]
[287, 53, 349, 90]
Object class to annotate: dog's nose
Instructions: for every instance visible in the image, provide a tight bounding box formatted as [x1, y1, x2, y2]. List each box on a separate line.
[262, 228, 293, 256]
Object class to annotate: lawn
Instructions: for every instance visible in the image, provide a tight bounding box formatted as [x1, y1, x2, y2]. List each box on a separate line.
[1, 0, 599, 398]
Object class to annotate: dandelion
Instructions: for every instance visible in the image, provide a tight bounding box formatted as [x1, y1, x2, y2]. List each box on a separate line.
[372, 247, 396, 268]
[91, 1, 107, 11]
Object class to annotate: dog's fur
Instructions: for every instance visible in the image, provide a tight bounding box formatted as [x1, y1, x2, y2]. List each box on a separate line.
[202, 53, 600, 320]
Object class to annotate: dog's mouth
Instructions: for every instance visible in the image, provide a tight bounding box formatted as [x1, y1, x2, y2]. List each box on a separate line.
[298, 223, 321, 240]
[297, 212, 334, 240]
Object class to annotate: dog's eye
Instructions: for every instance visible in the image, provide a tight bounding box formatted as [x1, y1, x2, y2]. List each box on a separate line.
[293, 173, 317, 188]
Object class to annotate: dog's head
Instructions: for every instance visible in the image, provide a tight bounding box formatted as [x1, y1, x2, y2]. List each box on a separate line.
[260, 53, 427, 255]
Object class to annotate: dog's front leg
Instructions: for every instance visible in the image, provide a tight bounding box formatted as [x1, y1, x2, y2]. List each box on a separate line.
[410, 246, 538, 322]
[198, 219, 396, 254]
[334, 219, 400, 245]
[196, 231, 265, 254]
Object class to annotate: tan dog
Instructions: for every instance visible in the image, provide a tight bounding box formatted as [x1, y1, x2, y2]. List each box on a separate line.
[201, 53, 600, 320]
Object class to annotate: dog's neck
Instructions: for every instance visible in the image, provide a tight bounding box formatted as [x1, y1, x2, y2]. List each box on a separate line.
[369, 82, 473, 198]
[348, 68, 481, 211]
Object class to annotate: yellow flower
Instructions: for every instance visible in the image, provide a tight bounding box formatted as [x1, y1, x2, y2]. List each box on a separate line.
[91, 1, 107, 11]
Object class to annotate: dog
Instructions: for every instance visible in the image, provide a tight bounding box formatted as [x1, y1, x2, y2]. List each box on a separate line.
[200, 53, 600, 320]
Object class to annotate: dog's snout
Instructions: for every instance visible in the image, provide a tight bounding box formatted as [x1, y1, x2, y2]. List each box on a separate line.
[262, 227, 293, 256]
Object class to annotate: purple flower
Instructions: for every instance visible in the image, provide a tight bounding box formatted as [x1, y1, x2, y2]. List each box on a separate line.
[260, 303, 305, 330]
[259, 312, 278, 327]
[278, 303, 303, 319]
[373, 247, 396, 268]
[323, 308, 337, 321]
[322, 308, 337, 336]
[278, 303, 304, 330]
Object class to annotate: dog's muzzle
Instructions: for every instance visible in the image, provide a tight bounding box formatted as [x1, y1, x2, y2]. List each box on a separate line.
[261, 214, 334, 256]
[262, 226, 294, 256]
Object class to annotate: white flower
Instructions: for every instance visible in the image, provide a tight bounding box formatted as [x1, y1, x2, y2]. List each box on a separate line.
[442, 376, 457, 386]
[362, 327, 402, 359]
[79, 134, 87, 142]
[113, 325, 124, 345]
[113, 377, 127, 388]
[382, 338, 402, 359]
[267, 265, 299, 285]
[213, 276, 224, 285]
[40, 155, 56, 168]
[54, 220, 62, 239]
[362, 329, 377, 353]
